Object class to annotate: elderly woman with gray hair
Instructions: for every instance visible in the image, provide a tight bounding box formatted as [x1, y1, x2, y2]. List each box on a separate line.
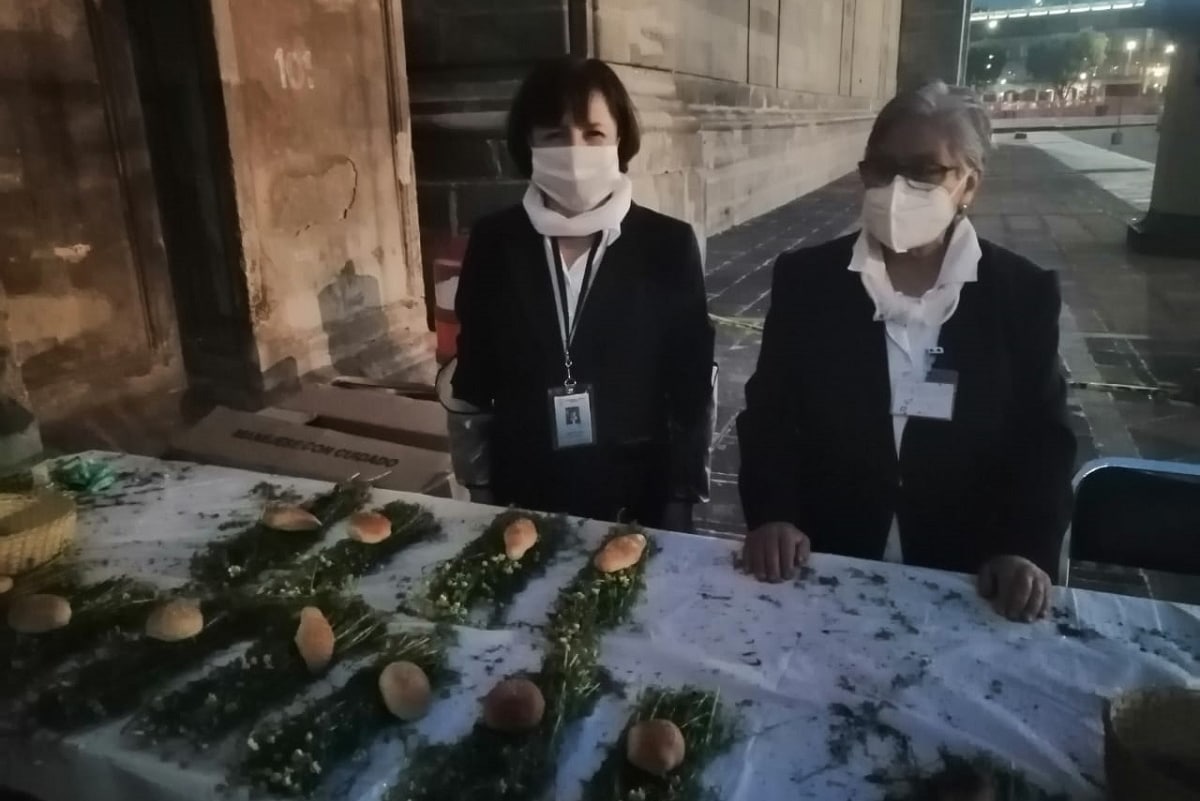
[736, 81, 1076, 622]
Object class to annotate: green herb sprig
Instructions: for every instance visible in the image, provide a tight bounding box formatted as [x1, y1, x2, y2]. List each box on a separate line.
[234, 628, 453, 798]
[128, 597, 386, 748]
[872, 750, 1070, 801]
[409, 510, 573, 626]
[189, 479, 371, 590]
[2, 577, 158, 698]
[259, 501, 442, 598]
[390, 526, 653, 801]
[24, 598, 297, 733]
[581, 686, 737, 801]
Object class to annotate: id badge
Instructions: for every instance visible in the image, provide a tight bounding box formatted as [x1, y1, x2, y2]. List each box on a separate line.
[548, 385, 597, 450]
[891, 368, 958, 421]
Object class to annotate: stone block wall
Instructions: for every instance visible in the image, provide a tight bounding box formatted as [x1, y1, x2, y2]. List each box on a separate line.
[406, 0, 902, 259]
[0, 0, 183, 422]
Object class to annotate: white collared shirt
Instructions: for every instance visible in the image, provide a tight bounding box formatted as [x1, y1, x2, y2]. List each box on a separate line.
[543, 227, 621, 338]
[848, 218, 983, 563]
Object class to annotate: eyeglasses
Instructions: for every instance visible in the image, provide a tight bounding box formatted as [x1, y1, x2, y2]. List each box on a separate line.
[858, 158, 961, 189]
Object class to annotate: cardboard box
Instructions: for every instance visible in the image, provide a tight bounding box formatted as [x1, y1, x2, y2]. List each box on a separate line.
[273, 383, 449, 453]
[169, 406, 452, 496]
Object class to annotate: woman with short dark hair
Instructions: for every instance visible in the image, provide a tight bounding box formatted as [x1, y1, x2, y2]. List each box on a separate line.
[444, 57, 715, 532]
[737, 82, 1076, 622]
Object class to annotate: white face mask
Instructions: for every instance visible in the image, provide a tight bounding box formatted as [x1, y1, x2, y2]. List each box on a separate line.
[530, 145, 622, 214]
[862, 174, 968, 253]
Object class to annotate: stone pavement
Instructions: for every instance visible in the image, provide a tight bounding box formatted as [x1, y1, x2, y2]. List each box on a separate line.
[697, 138, 1200, 538]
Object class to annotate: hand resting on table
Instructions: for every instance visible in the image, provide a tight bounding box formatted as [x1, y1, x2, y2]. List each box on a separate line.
[740, 524, 1051, 624]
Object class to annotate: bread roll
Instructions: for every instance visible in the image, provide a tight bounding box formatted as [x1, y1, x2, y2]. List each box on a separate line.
[594, 532, 647, 573]
[482, 677, 545, 732]
[626, 719, 686, 776]
[145, 598, 204, 642]
[0, 576, 12, 594]
[261, 504, 322, 532]
[378, 660, 432, 721]
[349, 511, 392, 544]
[503, 518, 539, 561]
[7, 593, 72, 634]
[294, 606, 335, 673]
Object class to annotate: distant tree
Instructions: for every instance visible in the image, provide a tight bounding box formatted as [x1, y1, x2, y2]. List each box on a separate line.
[1026, 31, 1109, 102]
[966, 45, 1008, 89]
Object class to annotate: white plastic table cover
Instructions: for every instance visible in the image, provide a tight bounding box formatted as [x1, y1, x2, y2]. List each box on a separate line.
[2, 453, 1198, 801]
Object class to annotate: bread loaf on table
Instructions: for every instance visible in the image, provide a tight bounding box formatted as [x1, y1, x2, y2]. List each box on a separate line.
[503, 518, 539, 561]
[379, 660, 432, 721]
[145, 598, 204, 642]
[261, 504, 322, 532]
[7, 593, 72, 634]
[349, 511, 392, 544]
[594, 532, 647, 573]
[482, 677, 545, 732]
[626, 719, 686, 776]
[294, 606, 335, 673]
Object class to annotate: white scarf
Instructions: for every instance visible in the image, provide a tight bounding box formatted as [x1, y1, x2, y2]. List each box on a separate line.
[522, 176, 634, 238]
[851, 217, 982, 328]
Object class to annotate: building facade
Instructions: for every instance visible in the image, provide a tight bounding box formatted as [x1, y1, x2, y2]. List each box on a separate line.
[1, 0, 958, 449]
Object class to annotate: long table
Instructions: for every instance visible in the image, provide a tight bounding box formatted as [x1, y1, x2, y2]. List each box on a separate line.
[2, 453, 1198, 800]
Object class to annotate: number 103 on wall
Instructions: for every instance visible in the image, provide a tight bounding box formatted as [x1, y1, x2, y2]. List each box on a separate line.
[274, 47, 315, 90]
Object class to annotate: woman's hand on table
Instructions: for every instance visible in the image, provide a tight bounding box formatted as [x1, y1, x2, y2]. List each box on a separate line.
[741, 522, 811, 583]
[977, 555, 1051, 623]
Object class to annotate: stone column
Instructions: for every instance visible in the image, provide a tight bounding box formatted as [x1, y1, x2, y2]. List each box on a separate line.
[896, 0, 970, 92]
[1128, 33, 1200, 257]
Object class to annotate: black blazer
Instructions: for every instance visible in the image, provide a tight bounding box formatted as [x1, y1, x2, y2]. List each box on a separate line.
[737, 233, 1076, 576]
[453, 203, 715, 527]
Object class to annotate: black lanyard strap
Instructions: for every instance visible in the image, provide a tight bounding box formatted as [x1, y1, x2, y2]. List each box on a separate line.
[551, 233, 603, 350]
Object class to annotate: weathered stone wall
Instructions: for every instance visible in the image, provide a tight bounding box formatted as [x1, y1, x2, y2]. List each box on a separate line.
[600, 0, 902, 239]
[0, 0, 182, 422]
[209, 0, 427, 393]
[407, 0, 902, 255]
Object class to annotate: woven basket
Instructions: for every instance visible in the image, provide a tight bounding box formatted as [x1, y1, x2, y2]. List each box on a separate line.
[1106, 688, 1200, 800]
[0, 490, 77, 576]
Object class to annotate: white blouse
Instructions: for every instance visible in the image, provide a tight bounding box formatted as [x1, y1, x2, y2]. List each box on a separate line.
[847, 218, 983, 563]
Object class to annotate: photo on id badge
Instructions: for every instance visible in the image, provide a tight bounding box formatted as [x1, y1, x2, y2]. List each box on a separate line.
[550, 386, 596, 449]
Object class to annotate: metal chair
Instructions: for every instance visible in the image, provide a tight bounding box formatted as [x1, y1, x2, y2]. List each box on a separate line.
[1064, 457, 1200, 589]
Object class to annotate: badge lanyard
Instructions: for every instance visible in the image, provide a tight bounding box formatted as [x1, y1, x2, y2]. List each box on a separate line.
[550, 233, 603, 391]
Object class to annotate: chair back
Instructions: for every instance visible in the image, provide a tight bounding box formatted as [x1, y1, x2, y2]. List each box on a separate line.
[1070, 458, 1200, 577]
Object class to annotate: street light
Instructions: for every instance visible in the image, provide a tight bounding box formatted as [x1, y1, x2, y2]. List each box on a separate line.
[1165, 43, 1177, 55]
[1125, 39, 1139, 75]
[1079, 72, 1088, 81]
[1125, 40, 1139, 52]
[988, 19, 999, 30]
